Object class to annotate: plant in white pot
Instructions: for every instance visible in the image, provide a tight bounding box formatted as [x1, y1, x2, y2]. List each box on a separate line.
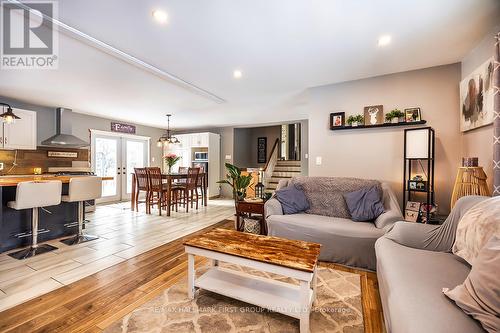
[347, 114, 364, 127]
[385, 109, 405, 124]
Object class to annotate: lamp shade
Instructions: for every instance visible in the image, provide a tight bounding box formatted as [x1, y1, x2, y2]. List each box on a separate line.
[405, 128, 430, 159]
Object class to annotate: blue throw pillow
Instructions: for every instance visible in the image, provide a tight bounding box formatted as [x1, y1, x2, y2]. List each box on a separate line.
[275, 184, 310, 215]
[343, 186, 385, 222]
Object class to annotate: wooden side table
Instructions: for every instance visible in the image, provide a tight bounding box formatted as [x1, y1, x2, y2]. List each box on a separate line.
[235, 200, 267, 235]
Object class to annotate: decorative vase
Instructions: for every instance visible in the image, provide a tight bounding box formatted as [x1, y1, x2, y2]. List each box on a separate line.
[398, 117, 405, 123]
[351, 122, 359, 127]
[391, 118, 399, 124]
[167, 166, 172, 174]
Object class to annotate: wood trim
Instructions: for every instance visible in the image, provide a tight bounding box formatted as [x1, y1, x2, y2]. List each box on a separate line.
[263, 138, 280, 171]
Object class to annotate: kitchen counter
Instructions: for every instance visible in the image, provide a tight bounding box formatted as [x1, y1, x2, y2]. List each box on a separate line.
[0, 175, 113, 186]
[0, 175, 111, 253]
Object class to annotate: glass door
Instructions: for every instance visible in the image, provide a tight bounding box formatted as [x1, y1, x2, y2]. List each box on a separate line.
[93, 134, 121, 203]
[91, 131, 150, 203]
[122, 138, 148, 200]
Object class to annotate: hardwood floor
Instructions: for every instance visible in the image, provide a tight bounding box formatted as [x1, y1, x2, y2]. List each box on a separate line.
[0, 205, 385, 333]
[0, 199, 235, 312]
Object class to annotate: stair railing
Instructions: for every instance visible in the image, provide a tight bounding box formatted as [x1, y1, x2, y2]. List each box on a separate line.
[263, 138, 280, 190]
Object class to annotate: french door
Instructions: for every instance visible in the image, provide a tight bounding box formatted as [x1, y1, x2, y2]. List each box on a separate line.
[91, 130, 150, 203]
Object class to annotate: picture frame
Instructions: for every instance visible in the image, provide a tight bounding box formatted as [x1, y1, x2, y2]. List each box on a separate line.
[363, 105, 384, 126]
[459, 57, 494, 132]
[405, 201, 421, 212]
[330, 112, 345, 128]
[405, 210, 420, 222]
[404, 107, 421, 122]
[257, 137, 267, 164]
[405, 201, 421, 222]
[408, 180, 427, 191]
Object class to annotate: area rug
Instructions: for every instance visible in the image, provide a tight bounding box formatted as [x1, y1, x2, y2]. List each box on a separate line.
[103, 263, 364, 333]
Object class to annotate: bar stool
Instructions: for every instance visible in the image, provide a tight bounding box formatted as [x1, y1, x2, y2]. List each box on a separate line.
[8, 180, 62, 259]
[60, 177, 102, 245]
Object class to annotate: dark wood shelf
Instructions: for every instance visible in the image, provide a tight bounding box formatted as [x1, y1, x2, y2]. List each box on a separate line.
[330, 120, 427, 131]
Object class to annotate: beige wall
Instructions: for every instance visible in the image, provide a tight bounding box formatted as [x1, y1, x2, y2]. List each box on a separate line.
[460, 25, 499, 192]
[307, 64, 461, 213]
[233, 125, 281, 168]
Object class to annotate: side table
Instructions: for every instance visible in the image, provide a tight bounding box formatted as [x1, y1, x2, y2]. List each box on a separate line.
[235, 200, 267, 235]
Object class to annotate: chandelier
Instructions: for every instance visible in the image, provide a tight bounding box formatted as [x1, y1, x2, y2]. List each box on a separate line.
[157, 114, 180, 147]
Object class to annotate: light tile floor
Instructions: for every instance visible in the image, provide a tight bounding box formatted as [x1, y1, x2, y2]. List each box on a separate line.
[0, 199, 234, 311]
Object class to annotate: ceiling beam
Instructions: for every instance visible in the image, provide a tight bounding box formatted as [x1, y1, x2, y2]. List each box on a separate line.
[5, 0, 226, 104]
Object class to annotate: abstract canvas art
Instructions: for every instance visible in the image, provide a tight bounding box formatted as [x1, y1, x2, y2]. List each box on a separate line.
[460, 57, 495, 132]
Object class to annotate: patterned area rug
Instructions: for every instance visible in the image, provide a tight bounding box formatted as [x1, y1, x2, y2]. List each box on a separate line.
[104, 263, 364, 333]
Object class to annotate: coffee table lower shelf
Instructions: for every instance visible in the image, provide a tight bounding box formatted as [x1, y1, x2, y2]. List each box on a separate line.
[195, 267, 314, 319]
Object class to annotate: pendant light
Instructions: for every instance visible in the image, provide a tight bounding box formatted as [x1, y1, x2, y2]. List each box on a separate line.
[0, 103, 21, 124]
[157, 114, 180, 147]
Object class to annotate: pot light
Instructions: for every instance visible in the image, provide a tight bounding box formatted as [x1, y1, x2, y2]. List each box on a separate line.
[152, 10, 168, 24]
[377, 35, 392, 47]
[233, 70, 243, 79]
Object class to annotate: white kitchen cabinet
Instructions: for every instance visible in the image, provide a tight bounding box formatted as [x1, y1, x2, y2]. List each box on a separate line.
[1, 108, 37, 150]
[207, 133, 221, 197]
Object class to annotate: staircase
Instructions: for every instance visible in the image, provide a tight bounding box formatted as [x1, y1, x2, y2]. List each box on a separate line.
[265, 160, 302, 192]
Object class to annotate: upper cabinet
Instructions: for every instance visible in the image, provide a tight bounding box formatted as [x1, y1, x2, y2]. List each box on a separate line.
[1, 109, 37, 150]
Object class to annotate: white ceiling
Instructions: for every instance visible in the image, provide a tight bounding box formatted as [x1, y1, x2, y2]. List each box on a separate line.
[1, 0, 499, 129]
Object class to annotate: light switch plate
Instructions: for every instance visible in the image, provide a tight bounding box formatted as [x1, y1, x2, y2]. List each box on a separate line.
[0, 162, 4, 170]
[315, 156, 322, 165]
[225, 154, 232, 160]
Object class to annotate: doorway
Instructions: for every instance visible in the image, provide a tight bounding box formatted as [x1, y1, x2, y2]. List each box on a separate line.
[280, 123, 301, 161]
[91, 130, 150, 203]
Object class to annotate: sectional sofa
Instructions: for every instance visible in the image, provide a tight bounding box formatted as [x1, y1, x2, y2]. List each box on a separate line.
[376, 195, 489, 333]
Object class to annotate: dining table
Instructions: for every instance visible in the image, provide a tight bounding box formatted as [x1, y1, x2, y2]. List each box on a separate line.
[130, 171, 208, 216]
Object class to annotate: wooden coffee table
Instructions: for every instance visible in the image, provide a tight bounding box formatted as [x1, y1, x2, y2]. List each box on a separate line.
[184, 228, 321, 333]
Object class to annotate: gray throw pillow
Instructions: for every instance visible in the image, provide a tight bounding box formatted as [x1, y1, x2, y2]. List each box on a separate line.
[275, 184, 310, 215]
[343, 186, 384, 222]
[443, 236, 500, 333]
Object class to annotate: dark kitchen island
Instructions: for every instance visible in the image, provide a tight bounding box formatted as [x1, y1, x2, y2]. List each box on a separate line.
[0, 175, 98, 253]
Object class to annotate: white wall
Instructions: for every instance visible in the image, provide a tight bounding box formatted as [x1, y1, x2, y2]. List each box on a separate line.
[307, 64, 461, 213]
[460, 25, 499, 191]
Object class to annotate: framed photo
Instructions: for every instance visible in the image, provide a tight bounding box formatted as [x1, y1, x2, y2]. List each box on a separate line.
[405, 201, 421, 222]
[363, 105, 383, 126]
[405, 201, 421, 212]
[405, 210, 419, 222]
[330, 112, 345, 128]
[405, 107, 421, 122]
[408, 180, 427, 191]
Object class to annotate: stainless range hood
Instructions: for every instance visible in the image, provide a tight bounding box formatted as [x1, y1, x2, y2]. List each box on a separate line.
[41, 108, 89, 148]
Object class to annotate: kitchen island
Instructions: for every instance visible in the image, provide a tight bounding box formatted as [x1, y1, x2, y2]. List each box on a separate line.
[0, 175, 110, 253]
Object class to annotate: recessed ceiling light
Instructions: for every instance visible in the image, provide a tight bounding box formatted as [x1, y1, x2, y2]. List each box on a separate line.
[377, 35, 392, 47]
[233, 70, 243, 79]
[152, 10, 168, 24]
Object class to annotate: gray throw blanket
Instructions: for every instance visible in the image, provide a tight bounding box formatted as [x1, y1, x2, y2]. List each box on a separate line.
[291, 176, 381, 219]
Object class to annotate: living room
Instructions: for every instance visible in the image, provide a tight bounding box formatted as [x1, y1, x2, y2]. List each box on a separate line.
[0, 1, 499, 332]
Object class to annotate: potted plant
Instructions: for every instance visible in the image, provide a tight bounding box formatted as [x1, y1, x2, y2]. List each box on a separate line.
[347, 114, 364, 127]
[385, 109, 405, 124]
[164, 153, 181, 174]
[217, 163, 254, 202]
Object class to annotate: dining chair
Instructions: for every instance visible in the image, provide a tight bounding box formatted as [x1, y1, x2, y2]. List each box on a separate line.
[173, 167, 200, 212]
[175, 166, 188, 185]
[195, 165, 205, 206]
[134, 168, 150, 214]
[146, 167, 175, 216]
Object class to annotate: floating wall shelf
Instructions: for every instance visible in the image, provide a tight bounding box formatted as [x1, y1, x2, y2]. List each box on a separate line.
[330, 120, 427, 131]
